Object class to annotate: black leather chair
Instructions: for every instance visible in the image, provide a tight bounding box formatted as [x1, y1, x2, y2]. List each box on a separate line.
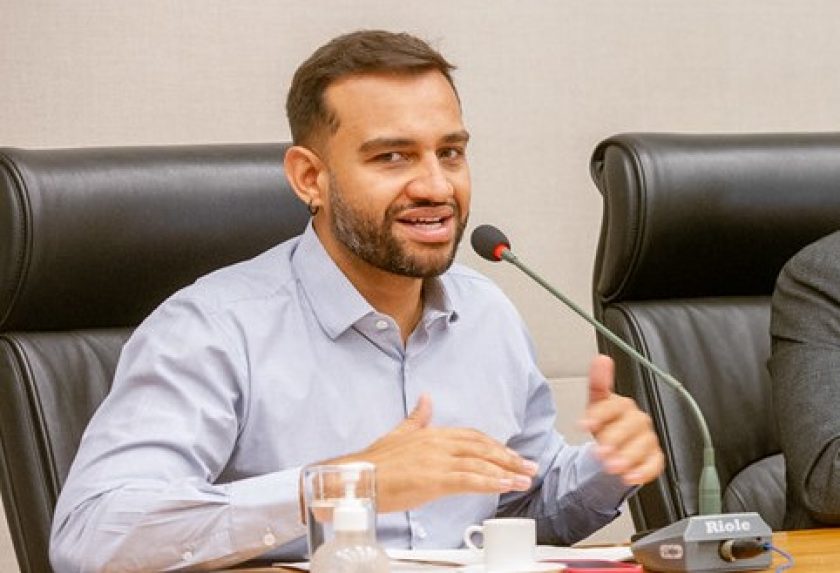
[0, 144, 308, 573]
[589, 132, 840, 533]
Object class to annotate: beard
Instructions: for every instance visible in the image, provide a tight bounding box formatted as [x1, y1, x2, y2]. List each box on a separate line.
[327, 175, 467, 278]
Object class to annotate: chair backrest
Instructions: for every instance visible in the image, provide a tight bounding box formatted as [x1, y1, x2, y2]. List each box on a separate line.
[0, 144, 309, 573]
[590, 132, 840, 532]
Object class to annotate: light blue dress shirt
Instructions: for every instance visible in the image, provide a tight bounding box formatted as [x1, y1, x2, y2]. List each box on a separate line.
[50, 223, 630, 572]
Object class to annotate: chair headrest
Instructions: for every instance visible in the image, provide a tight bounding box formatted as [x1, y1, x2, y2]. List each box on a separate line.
[0, 143, 309, 331]
[591, 132, 840, 304]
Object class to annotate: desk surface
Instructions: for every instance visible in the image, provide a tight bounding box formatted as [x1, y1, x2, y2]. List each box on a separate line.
[233, 528, 840, 572]
[771, 528, 839, 572]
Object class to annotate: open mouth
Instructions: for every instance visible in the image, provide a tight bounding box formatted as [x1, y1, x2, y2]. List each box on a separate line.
[395, 209, 456, 243]
[398, 215, 449, 228]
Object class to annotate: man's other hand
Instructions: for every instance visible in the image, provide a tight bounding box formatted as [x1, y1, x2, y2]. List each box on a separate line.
[580, 354, 665, 486]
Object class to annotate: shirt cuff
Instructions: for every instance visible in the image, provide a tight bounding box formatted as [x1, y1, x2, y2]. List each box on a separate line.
[576, 442, 637, 513]
[229, 467, 308, 554]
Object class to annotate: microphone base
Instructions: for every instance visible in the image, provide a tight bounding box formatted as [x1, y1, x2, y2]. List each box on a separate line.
[630, 512, 771, 572]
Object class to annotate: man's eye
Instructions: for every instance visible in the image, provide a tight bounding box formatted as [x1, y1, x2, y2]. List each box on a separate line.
[438, 147, 465, 161]
[375, 152, 408, 163]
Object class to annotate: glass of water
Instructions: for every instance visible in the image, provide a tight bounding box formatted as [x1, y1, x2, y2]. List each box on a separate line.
[302, 461, 377, 556]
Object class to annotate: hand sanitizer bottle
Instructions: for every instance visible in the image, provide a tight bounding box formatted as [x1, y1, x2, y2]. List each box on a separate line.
[310, 464, 390, 573]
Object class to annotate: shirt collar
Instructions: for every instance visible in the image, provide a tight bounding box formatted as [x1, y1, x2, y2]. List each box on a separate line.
[292, 222, 459, 339]
[421, 271, 459, 327]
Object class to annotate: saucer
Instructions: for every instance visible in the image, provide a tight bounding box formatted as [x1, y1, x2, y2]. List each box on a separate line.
[460, 562, 565, 572]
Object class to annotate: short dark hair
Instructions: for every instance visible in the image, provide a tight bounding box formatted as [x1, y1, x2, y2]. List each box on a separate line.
[286, 30, 458, 148]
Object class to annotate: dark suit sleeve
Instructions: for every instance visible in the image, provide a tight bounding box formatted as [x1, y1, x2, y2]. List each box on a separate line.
[769, 231, 840, 527]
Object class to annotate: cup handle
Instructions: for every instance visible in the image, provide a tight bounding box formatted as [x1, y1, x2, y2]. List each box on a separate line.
[463, 525, 484, 551]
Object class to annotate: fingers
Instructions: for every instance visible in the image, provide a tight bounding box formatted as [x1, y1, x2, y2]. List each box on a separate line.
[582, 393, 664, 485]
[587, 354, 615, 404]
[583, 393, 641, 436]
[323, 395, 543, 513]
[618, 436, 665, 485]
[383, 425, 538, 481]
[440, 469, 533, 496]
[423, 432, 539, 497]
[581, 388, 629, 436]
[598, 418, 658, 472]
[356, 424, 541, 512]
[423, 442, 537, 495]
[392, 397, 531, 478]
[412, 425, 537, 476]
[443, 457, 534, 492]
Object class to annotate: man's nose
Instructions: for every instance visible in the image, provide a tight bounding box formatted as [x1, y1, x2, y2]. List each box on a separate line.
[405, 157, 454, 201]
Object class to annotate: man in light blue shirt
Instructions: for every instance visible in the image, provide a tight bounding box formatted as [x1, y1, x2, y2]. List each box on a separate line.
[50, 30, 664, 572]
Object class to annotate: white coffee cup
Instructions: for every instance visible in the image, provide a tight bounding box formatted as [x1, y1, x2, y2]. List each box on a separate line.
[463, 517, 538, 571]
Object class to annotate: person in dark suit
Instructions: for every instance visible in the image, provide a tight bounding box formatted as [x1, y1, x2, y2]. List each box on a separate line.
[769, 229, 840, 529]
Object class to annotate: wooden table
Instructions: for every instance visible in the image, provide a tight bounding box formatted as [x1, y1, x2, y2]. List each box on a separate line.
[769, 528, 839, 572]
[229, 528, 840, 572]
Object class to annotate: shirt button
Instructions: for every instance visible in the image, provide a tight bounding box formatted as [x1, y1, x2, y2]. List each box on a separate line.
[181, 550, 193, 561]
[263, 532, 277, 546]
[375, 319, 388, 330]
[415, 522, 427, 539]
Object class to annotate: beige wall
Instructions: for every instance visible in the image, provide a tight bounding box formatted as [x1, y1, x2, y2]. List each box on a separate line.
[3, 0, 840, 569]
[0, 503, 14, 572]
[4, 0, 840, 378]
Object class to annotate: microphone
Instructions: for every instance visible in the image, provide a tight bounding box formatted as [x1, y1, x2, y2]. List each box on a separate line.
[470, 224, 721, 512]
[470, 224, 771, 573]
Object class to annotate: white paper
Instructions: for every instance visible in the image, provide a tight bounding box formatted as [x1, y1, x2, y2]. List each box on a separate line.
[536, 545, 633, 561]
[276, 545, 633, 571]
[388, 548, 482, 565]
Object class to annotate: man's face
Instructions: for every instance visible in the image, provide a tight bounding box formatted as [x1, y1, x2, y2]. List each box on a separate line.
[315, 70, 471, 279]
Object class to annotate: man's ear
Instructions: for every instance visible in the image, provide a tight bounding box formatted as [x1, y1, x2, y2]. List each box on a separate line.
[284, 145, 327, 211]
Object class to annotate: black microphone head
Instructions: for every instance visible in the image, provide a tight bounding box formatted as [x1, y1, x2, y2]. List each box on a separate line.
[471, 224, 511, 262]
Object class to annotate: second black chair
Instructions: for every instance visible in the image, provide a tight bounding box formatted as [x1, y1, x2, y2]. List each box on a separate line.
[589, 132, 840, 532]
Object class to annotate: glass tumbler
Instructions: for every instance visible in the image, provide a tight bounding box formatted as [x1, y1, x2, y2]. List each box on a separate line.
[302, 461, 377, 556]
